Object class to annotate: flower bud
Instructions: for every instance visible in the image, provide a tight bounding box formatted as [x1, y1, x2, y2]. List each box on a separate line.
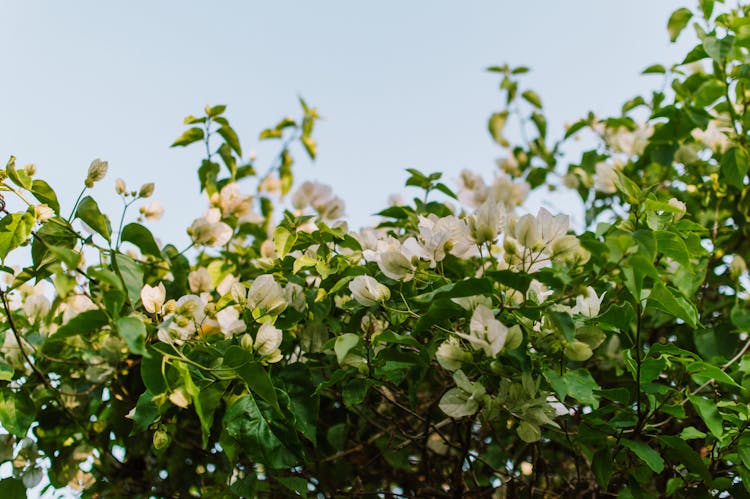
[241, 333, 254, 351]
[349, 275, 390, 306]
[86, 159, 108, 187]
[24, 163, 36, 176]
[667, 197, 686, 220]
[139, 182, 155, 199]
[115, 178, 127, 195]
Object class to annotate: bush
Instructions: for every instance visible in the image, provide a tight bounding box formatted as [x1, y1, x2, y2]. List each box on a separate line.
[1, 2, 749, 497]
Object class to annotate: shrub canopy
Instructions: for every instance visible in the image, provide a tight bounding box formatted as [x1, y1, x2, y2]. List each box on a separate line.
[1, 2, 750, 497]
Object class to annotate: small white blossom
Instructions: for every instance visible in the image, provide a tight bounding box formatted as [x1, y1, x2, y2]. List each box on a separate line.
[140, 283, 166, 314]
[349, 275, 390, 306]
[189, 208, 232, 247]
[455, 304, 508, 357]
[140, 200, 164, 221]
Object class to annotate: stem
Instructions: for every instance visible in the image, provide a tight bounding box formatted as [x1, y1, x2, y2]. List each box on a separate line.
[68, 186, 88, 221]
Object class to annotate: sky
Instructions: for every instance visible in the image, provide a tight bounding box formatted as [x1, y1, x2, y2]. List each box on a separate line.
[0, 1, 692, 250]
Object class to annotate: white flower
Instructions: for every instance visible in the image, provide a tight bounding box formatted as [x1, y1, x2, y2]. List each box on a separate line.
[570, 287, 604, 318]
[140, 200, 164, 221]
[455, 304, 507, 357]
[214, 183, 253, 219]
[246, 275, 288, 317]
[469, 200, 504, 244]
[456, 169, 489, 209]
[692, 119, 730, 152]
[23, 294, 50, 324]
[62, 295, 97, 323]
[292, 181, 332, 211]
[188, 268, 212, 293]
[216, 307, 246, 337]
[667, 198, 686, 220]
[284, 282, 306, 312]
[490, 174, 529, 208]
[254, 322, 283, 358]
[594, 162, 618, 194]
[34, 204, 54, 222]
[377, 251, 415, 281]
[189, 208, 232, 247]
[349, 276, 390, 306]
[217, 274, 239, 296]
[436, 337, 471, 371]
[140, 283, 166, 314]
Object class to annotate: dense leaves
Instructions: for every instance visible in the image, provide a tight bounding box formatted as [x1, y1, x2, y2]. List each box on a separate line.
[0, 3, 750, 497]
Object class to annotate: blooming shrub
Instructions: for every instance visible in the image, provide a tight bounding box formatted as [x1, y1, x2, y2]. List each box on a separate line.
[0, 3, 750, 497]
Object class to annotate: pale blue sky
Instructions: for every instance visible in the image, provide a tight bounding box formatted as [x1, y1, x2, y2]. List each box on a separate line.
[1, 1, 691, 248]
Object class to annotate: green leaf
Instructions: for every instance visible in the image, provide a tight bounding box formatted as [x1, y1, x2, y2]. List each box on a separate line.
[517, 421, 541, 443]
[703, 35, 734, 63]
[613, 170, 641, 203]
[642, 64, 666, 74]
[413, 278, 493, 303]
[223, 394, 299, 469]
[487, 270, 532, 294]
[217, 125, 242, 157]
[654, 230, 691, 268]
[700, 0, 714, 19]
[51, 309, 108, 339]
[76, 196, 111, 241]
[488, 111, 510, 147]
[0, 211, 35, 261]
[0, 389, 34, 438]
[622, 439, 665, 473]
[223, 346, 280, 414]
[194, 381, 227, 448]
[0, 478, 26, 499]
[648, 281, 698, 328]
[334, 333, 360, 365]
[5, 157, 31, 190]
[521, 89, 542, 108]
[544, 368, 600, 409]
[721, 146, 749, 189]
[121, 223, 161, 257]
[113, 253, 144, 307]
[130, 390, 159, 434]
[592, 448, 613, 488]
[273, 226, 297, 258]
[688, 394, 723, 437]
[667, 8, 693, 42]
[117, 316, 147, 355]
[687, 361, 740, 388]
[141, 347, 167, 394]
[659, 435, 711, 481]
[171, 127, 204, 147]
[30, 179, 60, 214]
[205, 104, 226, 117]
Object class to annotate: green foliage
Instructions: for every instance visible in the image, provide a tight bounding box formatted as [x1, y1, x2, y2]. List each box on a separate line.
[2, 3, 750, 497]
